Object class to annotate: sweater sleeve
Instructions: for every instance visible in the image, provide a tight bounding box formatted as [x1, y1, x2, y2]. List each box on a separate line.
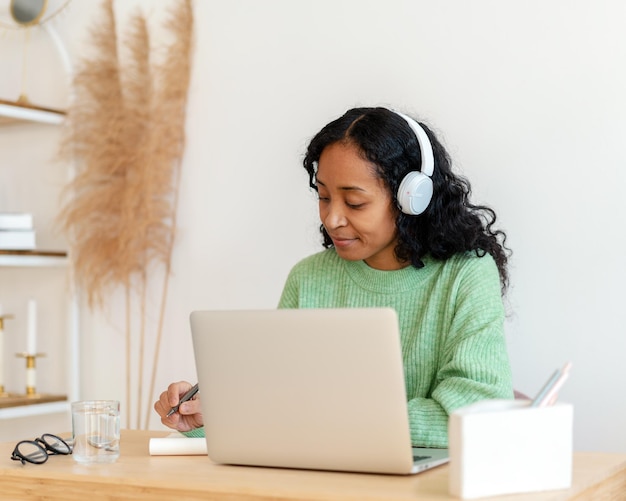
[277, 264, 300, 308]
[407, 256, 513, 448]
[182, 426, 205, 438]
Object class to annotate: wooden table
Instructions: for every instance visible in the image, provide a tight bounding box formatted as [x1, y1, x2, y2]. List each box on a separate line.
[0, 430, 624, 500]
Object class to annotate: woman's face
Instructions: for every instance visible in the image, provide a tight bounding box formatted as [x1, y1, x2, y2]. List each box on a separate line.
[315, 141, 403, 270]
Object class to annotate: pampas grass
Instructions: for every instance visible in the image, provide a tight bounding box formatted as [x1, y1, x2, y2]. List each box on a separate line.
[57, 0, 193, 428]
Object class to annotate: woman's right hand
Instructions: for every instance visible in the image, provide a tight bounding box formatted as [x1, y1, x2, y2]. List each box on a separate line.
[154, 380, 204, 432]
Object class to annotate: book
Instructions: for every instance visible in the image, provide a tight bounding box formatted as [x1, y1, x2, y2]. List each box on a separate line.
[0, 212, 33, 230]
[0, 229, 36, 250]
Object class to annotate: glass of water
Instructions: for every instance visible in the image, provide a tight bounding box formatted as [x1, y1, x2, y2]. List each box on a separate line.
[71, 400, 120, 464]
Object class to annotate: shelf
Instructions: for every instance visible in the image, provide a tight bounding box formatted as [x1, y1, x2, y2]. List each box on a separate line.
[0, 250, 68, 267]
[0, 394, 69, 419]
[0, 399, 69, 419]
[0, 99, 65, 125]
[1, 86, 78, 428]
[0, 393, 68, 409]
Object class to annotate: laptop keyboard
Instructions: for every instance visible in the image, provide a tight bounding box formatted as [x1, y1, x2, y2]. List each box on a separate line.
[413, 455, 432, 462]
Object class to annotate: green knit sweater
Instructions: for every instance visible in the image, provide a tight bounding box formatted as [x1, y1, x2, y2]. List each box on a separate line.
[185, 249, 513, 447]
[276, 249, 513, 448]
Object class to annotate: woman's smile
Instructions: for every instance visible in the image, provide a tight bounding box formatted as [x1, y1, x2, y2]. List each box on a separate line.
[329, 235, 357, 248]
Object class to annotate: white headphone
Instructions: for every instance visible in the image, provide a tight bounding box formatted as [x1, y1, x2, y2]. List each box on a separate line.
[394, 111, 435, 215]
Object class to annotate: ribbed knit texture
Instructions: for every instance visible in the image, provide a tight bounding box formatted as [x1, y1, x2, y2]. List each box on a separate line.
[182, 427, 205, 438]
[277, 249, 513, 448]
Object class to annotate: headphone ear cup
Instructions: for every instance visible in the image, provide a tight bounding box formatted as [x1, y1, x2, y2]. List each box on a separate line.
[397, 171, 434, 215]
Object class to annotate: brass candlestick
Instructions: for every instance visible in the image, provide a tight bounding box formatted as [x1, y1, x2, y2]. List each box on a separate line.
[15, 352, 45, 397]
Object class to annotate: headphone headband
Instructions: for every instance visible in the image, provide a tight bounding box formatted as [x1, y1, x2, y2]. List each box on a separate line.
[393, 111, 434, 177]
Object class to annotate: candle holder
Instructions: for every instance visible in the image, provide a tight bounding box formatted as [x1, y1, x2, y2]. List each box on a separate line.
[15, 352, 46, 397]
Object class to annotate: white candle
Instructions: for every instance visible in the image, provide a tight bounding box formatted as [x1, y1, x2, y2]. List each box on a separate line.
[27, 299, 37, 355]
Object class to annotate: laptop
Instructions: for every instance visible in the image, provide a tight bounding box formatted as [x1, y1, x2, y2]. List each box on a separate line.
[190, 307, 449, 475]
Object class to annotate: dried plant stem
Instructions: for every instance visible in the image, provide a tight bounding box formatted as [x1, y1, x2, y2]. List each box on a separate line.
[136, 273, 147, 429]
[144, 0, 193, 428]
[144, 265, 170, 429]
[57, 0, 193, 429]
[125, 287, 132, 428]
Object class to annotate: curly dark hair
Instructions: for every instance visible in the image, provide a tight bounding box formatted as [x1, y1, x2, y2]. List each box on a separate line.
[303, 107, 510, 292]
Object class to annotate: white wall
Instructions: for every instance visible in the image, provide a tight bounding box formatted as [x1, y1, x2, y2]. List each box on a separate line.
[2, 1, 624, 452]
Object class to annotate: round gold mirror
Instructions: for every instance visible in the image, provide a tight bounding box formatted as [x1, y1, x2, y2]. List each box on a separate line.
[0, 0, 72, 113]
[10, 0, 48, 27]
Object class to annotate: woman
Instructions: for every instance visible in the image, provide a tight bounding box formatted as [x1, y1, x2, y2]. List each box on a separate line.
[155, 107, 513, 448]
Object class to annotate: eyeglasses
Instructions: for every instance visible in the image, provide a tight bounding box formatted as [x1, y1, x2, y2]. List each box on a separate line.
[11, 434, 72, 465]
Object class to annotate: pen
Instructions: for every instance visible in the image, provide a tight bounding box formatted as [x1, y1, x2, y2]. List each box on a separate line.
[530, 362, 572, 408]
[166, 383, 199, 417]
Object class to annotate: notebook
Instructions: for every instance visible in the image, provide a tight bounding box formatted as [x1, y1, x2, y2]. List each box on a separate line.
[190, 307, 449, 475]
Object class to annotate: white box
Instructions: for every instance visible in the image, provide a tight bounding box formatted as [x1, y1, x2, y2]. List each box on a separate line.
[0, 212, 33, 230]
[448, 399, 573, 499]
[0, 229, 36, 250]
